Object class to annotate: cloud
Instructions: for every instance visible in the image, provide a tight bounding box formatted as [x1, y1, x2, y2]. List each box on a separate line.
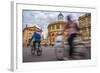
[23, 10, 86, 38]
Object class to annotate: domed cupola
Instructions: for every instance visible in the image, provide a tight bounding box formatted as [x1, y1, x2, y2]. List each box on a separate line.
[58, 12, 64, 21]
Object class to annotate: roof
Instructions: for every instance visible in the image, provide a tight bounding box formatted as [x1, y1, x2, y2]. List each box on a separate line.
[23, 25, 42, 32]
[48, 21, 67, 28]
[79, 13, 91, 20]
[58, 12, 64, 17]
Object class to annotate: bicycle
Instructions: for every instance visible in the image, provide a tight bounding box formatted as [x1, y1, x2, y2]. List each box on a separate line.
[28, 39, 42, 56]
[71, 34, 90, 59]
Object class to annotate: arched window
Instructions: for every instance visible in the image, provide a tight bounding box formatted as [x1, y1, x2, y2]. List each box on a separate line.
[52, 25, 55, 30]
[56, 25, 60, 29]
[52, 33, 54, 36]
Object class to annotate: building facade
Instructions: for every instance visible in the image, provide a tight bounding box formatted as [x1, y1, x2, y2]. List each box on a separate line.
[79, 13, 91, 41]
[23, 26, 42, 47]
[47, 12, 69, 45]
[48, 21, 68, 45]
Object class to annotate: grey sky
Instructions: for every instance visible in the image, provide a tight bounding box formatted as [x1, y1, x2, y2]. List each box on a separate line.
[22, 10, 86, 38]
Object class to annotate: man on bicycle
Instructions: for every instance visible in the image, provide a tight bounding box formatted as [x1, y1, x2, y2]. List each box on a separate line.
[28, 31, 41, 55]
[64, 15, 79, 58]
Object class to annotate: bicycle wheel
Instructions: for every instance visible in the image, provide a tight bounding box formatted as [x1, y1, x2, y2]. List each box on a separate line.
[31, 46, 35, 55]
[37, 49, 42, 56]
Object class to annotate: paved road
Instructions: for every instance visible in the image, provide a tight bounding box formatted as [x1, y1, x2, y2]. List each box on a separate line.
[23, 46, 58, 62]
[23, 45, 91, 63]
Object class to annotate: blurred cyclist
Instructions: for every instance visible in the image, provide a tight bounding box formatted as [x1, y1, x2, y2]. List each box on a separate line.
[64, 15, 79, 58]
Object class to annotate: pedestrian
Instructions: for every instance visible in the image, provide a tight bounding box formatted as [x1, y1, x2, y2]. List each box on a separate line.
[64, 15, 79, 59]
[54, 32, 64, 60]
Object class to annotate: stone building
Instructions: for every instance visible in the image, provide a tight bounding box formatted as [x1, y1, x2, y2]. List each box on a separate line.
[23, 25, 42, 47]
[79, 13, 91, 41]
[47, 12, 68, 45]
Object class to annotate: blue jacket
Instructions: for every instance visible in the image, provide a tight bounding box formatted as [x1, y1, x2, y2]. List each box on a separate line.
[32, 32, 41, 42]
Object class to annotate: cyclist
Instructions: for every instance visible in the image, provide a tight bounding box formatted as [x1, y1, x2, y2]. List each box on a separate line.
[64, 15, 79, 58]
[28, 32, 41, 55]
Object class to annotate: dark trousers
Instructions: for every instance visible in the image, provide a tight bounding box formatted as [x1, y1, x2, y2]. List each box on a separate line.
[33, 41, 41, 50]
[68, 33, 77, 57]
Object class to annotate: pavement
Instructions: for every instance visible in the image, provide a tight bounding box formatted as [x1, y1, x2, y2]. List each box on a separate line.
[23, 44, 91, 63]
[23, 46, 57, 62]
